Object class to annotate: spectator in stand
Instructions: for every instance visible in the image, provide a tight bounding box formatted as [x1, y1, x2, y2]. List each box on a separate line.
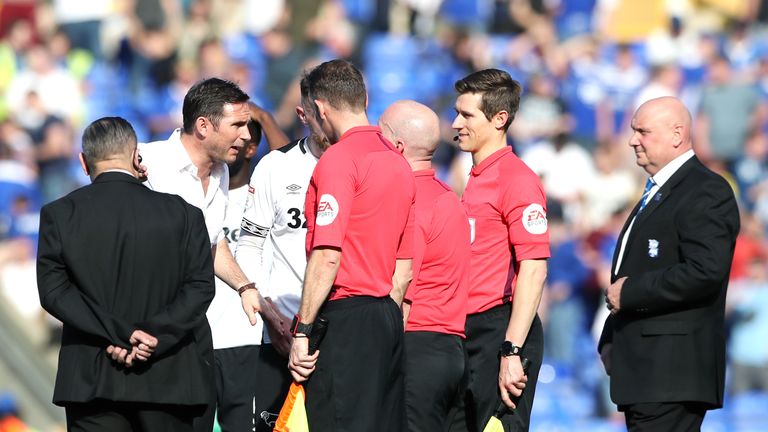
[509, 73, 567, 151]
[522, 131, 596, 224]
[695, 56, 765, 166]
[727, 258, 768, 394]
[730, 214, 768, 282]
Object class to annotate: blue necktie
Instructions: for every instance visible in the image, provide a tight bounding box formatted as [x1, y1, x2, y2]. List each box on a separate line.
[637, 178, 656, 213]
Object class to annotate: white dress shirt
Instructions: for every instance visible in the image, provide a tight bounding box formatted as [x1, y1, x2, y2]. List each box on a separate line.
[615, 149, 695, 275]
[207, 184, 263, 348]
[139, 129, 229, 246]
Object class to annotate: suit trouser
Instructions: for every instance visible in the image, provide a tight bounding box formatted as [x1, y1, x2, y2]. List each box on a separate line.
[405, 331, 466, 432]
[622, 402, 706, 432]
[305, 295, 405, 432]
[449, 304, 544, 432]
[213, 345, 261, 432]
[192, 321, 216, 432]
[253, 343, 293, 431]
[65, 400, 199, 432]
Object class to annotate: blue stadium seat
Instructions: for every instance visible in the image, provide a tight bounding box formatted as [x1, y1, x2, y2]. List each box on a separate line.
[731, 392, 768, 418]
[439, 0, 493, 27]
[364, 33, 418, 69]
[339, 0, 375, 23]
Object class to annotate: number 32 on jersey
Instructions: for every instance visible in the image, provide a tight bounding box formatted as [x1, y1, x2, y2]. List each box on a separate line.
[287, 208, 307, 229]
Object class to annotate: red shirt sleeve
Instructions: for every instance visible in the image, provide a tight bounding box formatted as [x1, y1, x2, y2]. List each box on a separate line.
[502, 174, 550, 261]
[396, 193, 416, 260]
[307, 151, 356, 250]
[403, 208, 427, 303]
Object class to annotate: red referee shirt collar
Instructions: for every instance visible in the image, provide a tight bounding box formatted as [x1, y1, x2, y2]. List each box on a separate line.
[413, 169, 435, 177]
[470, 146, 512, 176]
[339, 125, 383, 140]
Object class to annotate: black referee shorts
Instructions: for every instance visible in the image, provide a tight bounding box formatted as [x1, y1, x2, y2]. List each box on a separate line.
[305, 295, 405, 432]
[405, 331, 466, 432]
[448, 304, 544, 432]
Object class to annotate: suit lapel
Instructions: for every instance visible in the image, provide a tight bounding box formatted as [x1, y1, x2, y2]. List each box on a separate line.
[612, 156, 701, 278]
[632, 157, 699, 228]
[610, 201, 641, 280]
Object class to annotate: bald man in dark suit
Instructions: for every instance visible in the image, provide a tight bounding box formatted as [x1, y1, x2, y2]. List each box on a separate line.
[599, 97, 740, 431]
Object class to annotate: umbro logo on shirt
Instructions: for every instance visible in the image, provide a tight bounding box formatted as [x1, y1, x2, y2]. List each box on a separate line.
[286, 184, 302, 192]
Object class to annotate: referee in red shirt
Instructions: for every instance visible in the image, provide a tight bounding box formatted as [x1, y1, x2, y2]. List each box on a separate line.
[449, 69, 550, 431]
[379, 100, 470, 432]
[287, 59, 416, 431]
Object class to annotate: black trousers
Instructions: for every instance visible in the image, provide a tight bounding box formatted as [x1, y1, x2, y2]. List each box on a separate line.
[405, 331, 466, 432]
[253, 344, 293, 431]
[65, 400, 199, 432]
[305, 296, 405, 432]
[449, 304, 544, 432]
[622, 402, 707, 432]
[213, 345, 261, 432]
[192, 322, 216, 432]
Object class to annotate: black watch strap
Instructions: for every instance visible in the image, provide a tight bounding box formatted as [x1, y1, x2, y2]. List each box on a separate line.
[499, 341, 521, 357]
[291, 314, 313, 336]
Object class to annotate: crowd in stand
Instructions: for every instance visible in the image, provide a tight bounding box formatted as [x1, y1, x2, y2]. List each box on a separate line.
[2, 0, 768, 428]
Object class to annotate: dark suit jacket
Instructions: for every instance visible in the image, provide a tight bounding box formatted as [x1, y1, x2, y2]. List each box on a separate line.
[598, 156, 739, 408]
[37, 172, 215, 407]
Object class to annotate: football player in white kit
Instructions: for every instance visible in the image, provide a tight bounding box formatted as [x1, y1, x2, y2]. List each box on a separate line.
[236, 75, 330, 431]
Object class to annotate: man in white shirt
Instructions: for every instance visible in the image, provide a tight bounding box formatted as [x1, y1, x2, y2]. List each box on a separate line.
[235, 75, 330, 431]
[139, 77, 269, 432]
[208, 116, 290, 431]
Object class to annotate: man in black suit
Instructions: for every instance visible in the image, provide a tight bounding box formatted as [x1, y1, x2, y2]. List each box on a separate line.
[598, 97, 740, 431]
[37, 117, 215, 431]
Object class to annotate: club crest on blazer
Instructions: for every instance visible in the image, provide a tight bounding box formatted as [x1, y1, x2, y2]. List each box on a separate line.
[648, 239, 659, 258]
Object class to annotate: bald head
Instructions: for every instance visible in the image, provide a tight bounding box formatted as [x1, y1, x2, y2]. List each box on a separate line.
[637, 97, 692, 136]
[629, 96, 693, 175]
[379, 100, 441, 165]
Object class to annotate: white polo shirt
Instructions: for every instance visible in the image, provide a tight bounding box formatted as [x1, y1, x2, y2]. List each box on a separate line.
[139, 129, 228, 246]
[236, 138, 318, 342]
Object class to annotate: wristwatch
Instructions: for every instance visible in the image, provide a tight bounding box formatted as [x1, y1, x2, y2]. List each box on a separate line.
[499, 341, 521, 357]
[291, 314, 313, 336]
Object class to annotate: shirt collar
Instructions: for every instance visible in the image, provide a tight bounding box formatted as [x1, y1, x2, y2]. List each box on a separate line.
[651, 149, 695, 187]
[470, 146, 512, 176]
[102, 168, 135, 177]
[167, 129, 228, 180]
[413, 169, 435, 178]
[339, 125, 384, 142]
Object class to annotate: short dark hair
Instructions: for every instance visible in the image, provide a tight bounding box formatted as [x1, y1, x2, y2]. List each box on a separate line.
[299, 73, 316, 117]
[306, 59, 366, 113]
[182, 78, 250, 134]
[454, 69, 522, 131]
[82, 117, 137, 162]
[247, 119, 262, 145]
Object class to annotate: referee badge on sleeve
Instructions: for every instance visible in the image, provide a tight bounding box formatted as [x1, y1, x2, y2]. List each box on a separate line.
[522, 203, 548, 235]
[316, 194, 339, 226]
